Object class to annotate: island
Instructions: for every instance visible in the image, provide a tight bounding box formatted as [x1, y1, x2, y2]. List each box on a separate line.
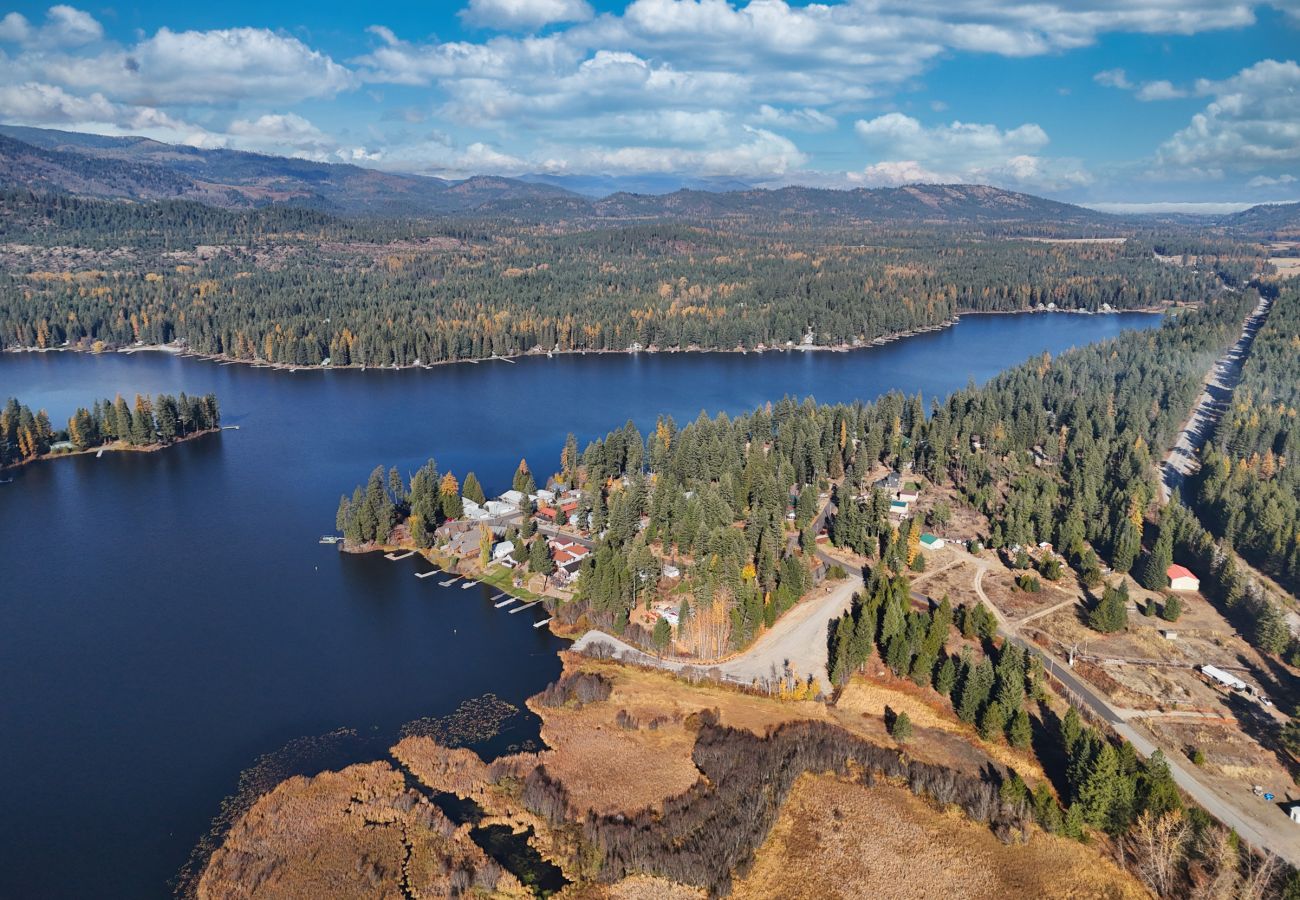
[1, 392, 221, 470]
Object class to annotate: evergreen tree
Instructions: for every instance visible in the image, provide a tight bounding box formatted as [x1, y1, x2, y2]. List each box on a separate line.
[978, 700, 1006, 742]
[1088, 582, 1129, 633]
[890, 710, 912, 743]
[652, 616, 672, 652]
[1078, 742, 1120, 828]
[957, 657, 994, 724]
[1008, 707, 1032, 749]
[463, 471, 486, 505]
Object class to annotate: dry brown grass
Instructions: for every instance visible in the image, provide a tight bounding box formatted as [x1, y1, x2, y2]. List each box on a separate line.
[557, 875, 705, 899]
[198, 761, 526, 900]
[731, 774, 1148, 900]
[835, 674, 1048, 781]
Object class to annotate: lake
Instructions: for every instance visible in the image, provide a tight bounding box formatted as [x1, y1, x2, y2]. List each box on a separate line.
[0, 311, 1160, 898]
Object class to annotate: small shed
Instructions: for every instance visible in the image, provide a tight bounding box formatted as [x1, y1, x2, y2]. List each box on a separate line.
[889, 499, 909, 515]
[1168, 564, 1200, 592]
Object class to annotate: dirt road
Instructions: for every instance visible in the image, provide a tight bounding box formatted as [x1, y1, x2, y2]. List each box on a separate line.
[1160, 294, 1273, 502]
[572, 568, 862, 692]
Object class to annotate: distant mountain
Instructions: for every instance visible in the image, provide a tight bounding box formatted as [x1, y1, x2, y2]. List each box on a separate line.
[0, 124, 1115, 227]
[0, 124, 578, 215]
[519, 172, 755, 197]
[1220, 201, 1300, 239]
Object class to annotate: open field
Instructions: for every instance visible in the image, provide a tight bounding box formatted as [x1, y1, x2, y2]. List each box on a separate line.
[732, 774, 1145, 900]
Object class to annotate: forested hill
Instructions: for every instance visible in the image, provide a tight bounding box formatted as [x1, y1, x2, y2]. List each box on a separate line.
[0, 125, 1112, 226]
[0, 126, 577, 215]
[1220, 202, 1300, 239]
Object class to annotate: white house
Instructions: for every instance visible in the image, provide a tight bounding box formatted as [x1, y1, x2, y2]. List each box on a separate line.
[1201, 664, 1248, 692]
[492, 540, 516, 562]
[483, 500, 514, 517]
[1168, 564, 1200, 592]
[536, 488, 556, 504]
[499, 489, 525, 507]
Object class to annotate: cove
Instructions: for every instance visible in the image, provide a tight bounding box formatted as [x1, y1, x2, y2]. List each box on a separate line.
[0, 311, 1159, 898]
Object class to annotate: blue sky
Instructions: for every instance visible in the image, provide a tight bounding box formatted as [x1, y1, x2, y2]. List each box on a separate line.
[0, 1, 1297, 206]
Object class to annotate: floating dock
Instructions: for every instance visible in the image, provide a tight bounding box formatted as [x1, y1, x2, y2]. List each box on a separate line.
[533, 617, 552, 629]
[494, 597, 517, 608]
[385, 550, 416, 561]
[461, 581, 477, 589]
[415, 570, 438, 579]
[439, 577, 460, 586]
[510, 600, 540, 614]
[490, 592, 507, 601]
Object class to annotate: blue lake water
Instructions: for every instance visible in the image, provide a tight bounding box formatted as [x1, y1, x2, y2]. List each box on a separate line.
[0, 311, 1160, 897]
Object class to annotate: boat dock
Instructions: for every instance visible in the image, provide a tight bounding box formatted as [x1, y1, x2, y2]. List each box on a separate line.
[490, 592, 507, 601]
[319, 535, 342, 544]
[533, 617, 552, 629]
[460, 580, 478, 589]
[385, 550, 416, 561]
[415, 570, 438, 579]
[439, 577, 460, 586]
[494, 596, 516, 608]
[510, 600, 540, 614]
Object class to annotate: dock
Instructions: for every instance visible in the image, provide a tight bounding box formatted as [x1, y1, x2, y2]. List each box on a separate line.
[460, 581, 477, 589]
[385, 550, 416, 561]
[510, 600, 540, 614]
[494, 596, 517, 608]
[415, 570, 438, 579]
[533, 617, 552, 629]
[96, 449, 105, 458]
[490, 592, 507, 601]
[439, 577, 460, 586]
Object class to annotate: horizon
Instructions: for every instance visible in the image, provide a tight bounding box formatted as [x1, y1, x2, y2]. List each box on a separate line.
[0, 1, 1295, 206]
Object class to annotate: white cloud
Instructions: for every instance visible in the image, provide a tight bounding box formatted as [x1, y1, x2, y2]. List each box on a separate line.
[0, 5, 102, 47]
[749, 104, 836, 132]
[1094, 68, 1132, 89]
[228, 112, 331, 149]
[1247, 173, 1297, 187]
[1158, 59, 1300, 175]
[852, 112, 1088, 191]
[461, 0, 594, 31]
[1135, 79, 1187, 101]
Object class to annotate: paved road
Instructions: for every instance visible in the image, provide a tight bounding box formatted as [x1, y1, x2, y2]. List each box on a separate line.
[1160, 294, 1273, 502]
[964, 547, 1300, 865]
[573, 568, 862, 692]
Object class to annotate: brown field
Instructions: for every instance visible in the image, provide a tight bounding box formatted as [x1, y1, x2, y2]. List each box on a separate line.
[197, 761, 525, 900]
[731, 774, 1147, 900]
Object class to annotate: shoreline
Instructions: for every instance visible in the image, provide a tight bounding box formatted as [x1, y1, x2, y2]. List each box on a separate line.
[1, 305, 1169, 375]
[0, 428, 221, 474]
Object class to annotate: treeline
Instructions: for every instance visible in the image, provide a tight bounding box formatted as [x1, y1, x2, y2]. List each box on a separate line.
[0, 188, 1250, 366]
[1192, 283, 1300, 593]
[1, 392, 218, 467]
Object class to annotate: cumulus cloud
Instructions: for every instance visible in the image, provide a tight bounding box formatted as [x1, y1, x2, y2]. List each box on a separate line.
[1096, 68, 1188, 101]
[1094, 68, 1132, 89]
[1247, 173, 1297, 187]
[852, 112, 1088, 191]
[1158, 59, 1300, 177]
[460, 0, 594, 31]
[749, 104, 836, 132]
[0, 5, 102, 47]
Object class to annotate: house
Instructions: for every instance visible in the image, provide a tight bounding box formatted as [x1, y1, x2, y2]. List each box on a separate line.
[483, 500, 514, 517]
[874, 471, 902, 492]
[499, 489, 525, 507]
[535, 488, 556, 504]
[919, 533, 945, 551]
[1167, 564, 1200, 592]
[492, 540, 516, 562]
[898, 482, 921, 503]
[535, 505, 560, 523]
[889, 499, 909, 516]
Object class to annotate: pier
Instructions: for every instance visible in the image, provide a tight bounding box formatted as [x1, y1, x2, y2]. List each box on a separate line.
[439, 576, 460, 586]
[384, 550, 416, 561]
[533, 617, 552, 629]
[415, 570, 438, 579]
[510, 600, 540, 614]
[494, 596, 516, 608]
[460, 580, 477, 589]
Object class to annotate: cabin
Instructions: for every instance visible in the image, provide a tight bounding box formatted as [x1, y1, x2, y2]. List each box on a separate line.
[889, 499, 909, 516]
[919, 533, 944, 551]
[898, 482, 921, 503]
[483, 500, 514, 517]
[535, 488, 556, 504]
[1167, 564, 1200, 592]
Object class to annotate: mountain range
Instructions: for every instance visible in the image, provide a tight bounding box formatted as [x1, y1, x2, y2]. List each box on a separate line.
[2, 124, 1297, 233]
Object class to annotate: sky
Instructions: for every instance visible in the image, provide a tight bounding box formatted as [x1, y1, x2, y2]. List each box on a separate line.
[0, 0, 1297, 206]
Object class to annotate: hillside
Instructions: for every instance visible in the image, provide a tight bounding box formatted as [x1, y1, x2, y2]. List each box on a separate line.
[1221, 201, 1300, 239]
[0, 125, 1116, 226]
[0, 125, 576, 215]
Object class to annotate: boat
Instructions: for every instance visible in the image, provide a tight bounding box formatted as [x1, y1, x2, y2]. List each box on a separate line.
[319, 535, 342, 544]
[460, 581, 477, 589]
